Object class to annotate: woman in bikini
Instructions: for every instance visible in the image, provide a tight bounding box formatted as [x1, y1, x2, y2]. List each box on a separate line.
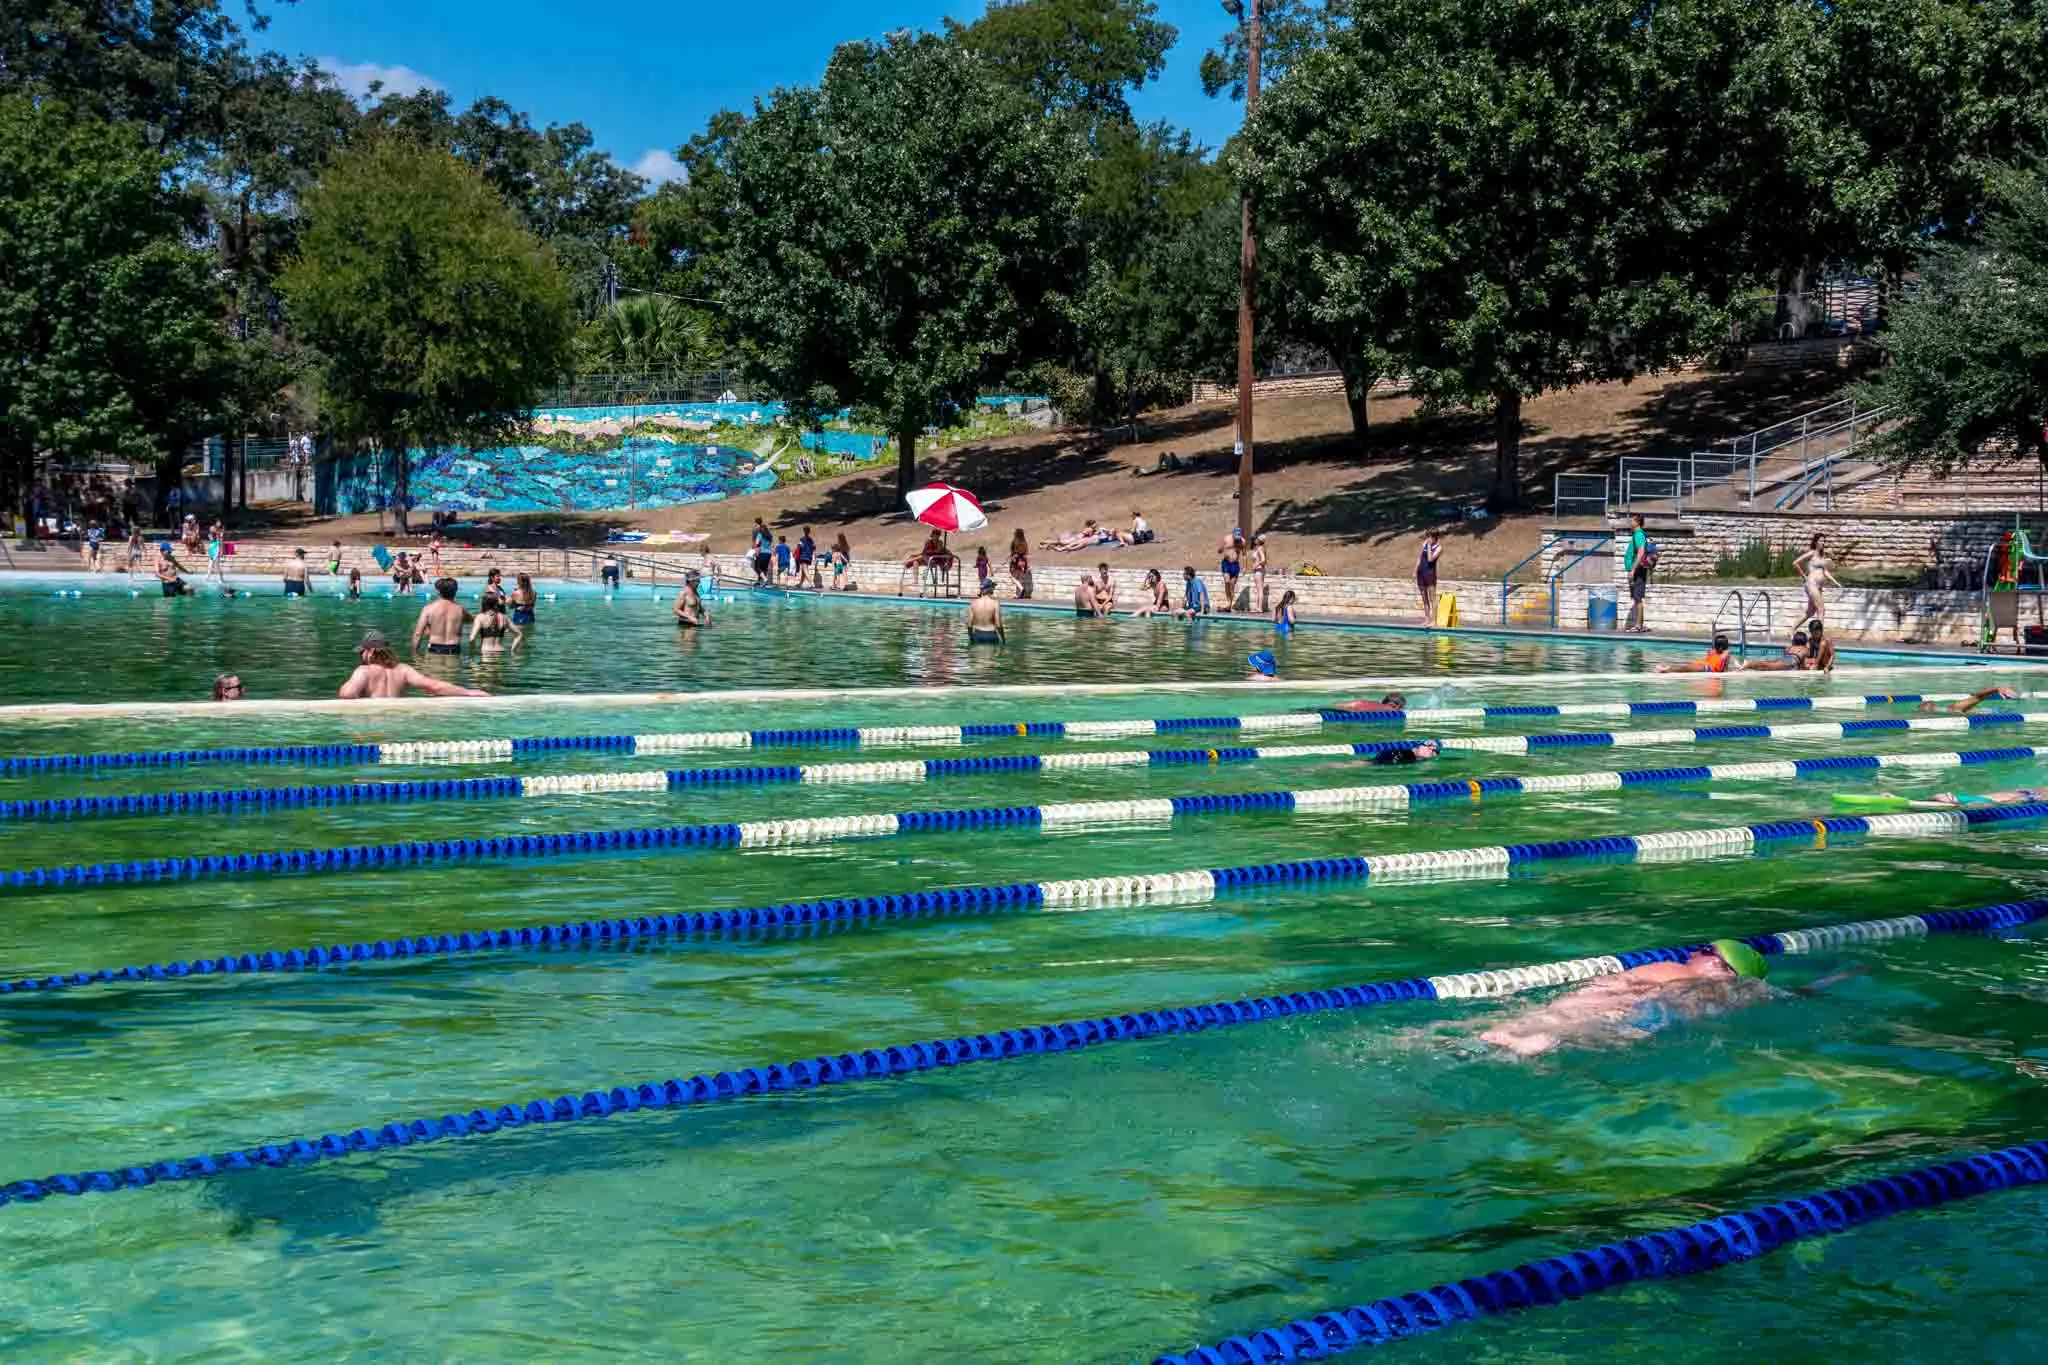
[1133, 568, 1173, 617]
[1008, 529, 1034, 598]
[469, 594, 523, 655]
[1793, 534, 1841, 628]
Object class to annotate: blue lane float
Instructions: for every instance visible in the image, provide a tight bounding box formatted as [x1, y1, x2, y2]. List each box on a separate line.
[1150, 1139, 2048, 1364]
[3, 899, 2041, 1209]
[6, 737, 2041, 826]
[0, 694, 2007, 776]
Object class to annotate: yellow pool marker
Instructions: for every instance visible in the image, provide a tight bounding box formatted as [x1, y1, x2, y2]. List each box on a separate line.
[1014, 722, 1028, 737]
[1811, 817, 1829, 848]
[1468, 778, 1485, 802]
[1206, 748, 1220, 763]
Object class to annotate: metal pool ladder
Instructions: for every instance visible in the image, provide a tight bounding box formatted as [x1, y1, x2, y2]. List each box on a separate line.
[1713, 589, 1775, 659]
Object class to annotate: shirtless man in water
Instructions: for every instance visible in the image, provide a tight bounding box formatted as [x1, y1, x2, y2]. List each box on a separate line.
[965, 580, 1005, 644]
[411, 577, 470, 656]
[338, 631, 486, 699]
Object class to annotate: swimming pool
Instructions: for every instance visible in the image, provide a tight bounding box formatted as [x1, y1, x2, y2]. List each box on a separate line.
[3, 587, 2048, 1362]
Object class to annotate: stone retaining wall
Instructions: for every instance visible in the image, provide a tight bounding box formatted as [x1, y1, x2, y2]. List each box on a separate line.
[1597, 511, 2047, 583]
[16, 538, 1987, 643]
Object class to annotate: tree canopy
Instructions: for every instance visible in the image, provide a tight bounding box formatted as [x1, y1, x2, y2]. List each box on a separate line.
[1860, 165, 2048, 472]
[0, 95, 229, 519]
[279, 138, 577, 530]
[716, 32, 1087, 498]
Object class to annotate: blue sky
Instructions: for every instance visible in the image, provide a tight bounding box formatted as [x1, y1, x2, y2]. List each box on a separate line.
[258, 0, 1246, 183]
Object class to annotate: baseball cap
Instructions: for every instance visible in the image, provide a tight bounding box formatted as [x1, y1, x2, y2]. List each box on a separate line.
[357, 630, 389, 653]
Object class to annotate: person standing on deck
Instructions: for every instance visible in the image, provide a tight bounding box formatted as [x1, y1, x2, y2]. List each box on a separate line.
[1416, 529, 1443, 624]
[1624, 514, 1653, 633]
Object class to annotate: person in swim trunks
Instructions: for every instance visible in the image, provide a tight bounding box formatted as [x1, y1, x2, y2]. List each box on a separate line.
[1921, 686, 2017, 714]
[411, 577, 471, 656]
[672, 570, 711, 628]
[153, 542, 193, 596]
[1074, 572, 1104, 618]
[338, 631, 487, 699]
[1218, 528, 1244, 611]
[1480, 940, 1773, 1057]
[966, 580, 1005, 644]
[283, 547, 310, 596]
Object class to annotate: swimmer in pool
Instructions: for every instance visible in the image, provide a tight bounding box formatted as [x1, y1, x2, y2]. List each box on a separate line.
[966, 580, 1005, 644]
[1246, 649, 1278, 681]
[672, 570, 711, 627]
[1921, 686, 2018, 714]
[1479, 939, 1773, 1057]
[1870, 788, 2048, 810]
[338, 632, 487, 699]
[1370, 740, 1440, 765]
[411, 577, 471, 656]
[1333, 692, 1407, 713]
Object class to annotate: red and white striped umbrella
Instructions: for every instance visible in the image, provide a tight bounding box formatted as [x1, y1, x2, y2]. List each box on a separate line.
[904, 482, 987, 533]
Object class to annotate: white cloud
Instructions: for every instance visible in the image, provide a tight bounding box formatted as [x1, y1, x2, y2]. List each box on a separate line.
[317, 56, 444, 102]
[630, 148, 689, 185]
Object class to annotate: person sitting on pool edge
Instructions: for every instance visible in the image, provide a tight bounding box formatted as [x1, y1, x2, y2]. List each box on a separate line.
[1479, 939, 1773, 1057]
[1740, 630, 1808, 671]
[1801, 618, 1836, 671]
[1654, 633, 1733, 674]
[966, 580, 1004, 644]
[338, 631, 487, 699]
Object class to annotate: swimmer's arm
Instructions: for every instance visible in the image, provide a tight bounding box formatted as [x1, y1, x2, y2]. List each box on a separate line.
[401, 666, 487, 698]
[336, 666, 372, 700]
[467, 616, 483, 643]
[506, 621, 524, 647]
[410, 606, 431, 649]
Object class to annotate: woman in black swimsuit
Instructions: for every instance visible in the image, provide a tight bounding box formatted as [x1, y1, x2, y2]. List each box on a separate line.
[468, 593, 523, 655]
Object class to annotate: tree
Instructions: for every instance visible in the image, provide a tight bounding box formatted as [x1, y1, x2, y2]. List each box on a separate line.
[1253, 0, 1760, 506]
[1744, 0, 2048, 332]
[279, 138, 577, 532]
[949, 0, 1176, 128]
[581, 294, 716, 374]
[361, 89, 646, 318]
[0, 0, 248, 145]
[716, 33, 1086, 500]
[0, 96, 230, 521]
[1859, 165, 2048, 472]
[1198, 0, 1328, 99]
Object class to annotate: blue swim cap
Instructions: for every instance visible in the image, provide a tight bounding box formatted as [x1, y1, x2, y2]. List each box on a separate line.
[1247, 650, 1277, 676]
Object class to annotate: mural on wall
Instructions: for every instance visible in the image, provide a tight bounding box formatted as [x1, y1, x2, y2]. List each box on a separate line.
[313, 396, 1047, 517]
[314, 401, 888, 516]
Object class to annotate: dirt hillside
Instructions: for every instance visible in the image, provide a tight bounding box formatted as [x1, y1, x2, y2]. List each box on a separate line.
[273, 366, 1855, 579]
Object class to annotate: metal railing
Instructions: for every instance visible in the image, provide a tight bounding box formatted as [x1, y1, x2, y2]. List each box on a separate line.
[1617, 401, 1892, 511]
[1545, 533, 1614, 627]
[1500, 531, 1610, 627]
[1552, 472, 1611, 519]
[1712, 589, 1775, 660]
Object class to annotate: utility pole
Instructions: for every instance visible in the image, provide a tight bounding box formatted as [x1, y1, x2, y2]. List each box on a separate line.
[1234, 0, 1261, 539]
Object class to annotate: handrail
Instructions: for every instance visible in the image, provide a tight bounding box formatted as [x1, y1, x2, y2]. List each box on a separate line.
[1712, 589, 1774, 659]
[1543, 533, 1614, 627]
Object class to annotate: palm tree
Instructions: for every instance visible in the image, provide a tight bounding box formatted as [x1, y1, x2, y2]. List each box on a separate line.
[581, 294, 714, 375]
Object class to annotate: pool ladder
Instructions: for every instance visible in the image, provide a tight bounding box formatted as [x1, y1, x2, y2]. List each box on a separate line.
[1713, 589, 1775, 659]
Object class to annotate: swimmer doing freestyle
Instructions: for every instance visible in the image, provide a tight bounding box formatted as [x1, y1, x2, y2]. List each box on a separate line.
[1479, 940, 1775, 1057]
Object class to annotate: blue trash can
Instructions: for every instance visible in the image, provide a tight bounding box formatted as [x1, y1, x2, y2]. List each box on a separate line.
[1587, 589, 1619, 632]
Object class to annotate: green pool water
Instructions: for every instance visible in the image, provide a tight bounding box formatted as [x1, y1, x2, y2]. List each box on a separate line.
[3, 583, 2048, 1363]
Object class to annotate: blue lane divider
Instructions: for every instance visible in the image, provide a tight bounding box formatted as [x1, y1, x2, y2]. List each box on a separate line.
[0, 694, 1992, 776]
[5, 898, 2041, 1211]
[1150, 1139, 2048, 1364]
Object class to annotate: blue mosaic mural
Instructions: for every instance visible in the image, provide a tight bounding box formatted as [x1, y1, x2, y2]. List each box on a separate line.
[311, 397, 1040, 516]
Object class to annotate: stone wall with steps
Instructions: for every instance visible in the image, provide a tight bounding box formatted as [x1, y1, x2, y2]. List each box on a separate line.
[1580, 512, 2048, 584]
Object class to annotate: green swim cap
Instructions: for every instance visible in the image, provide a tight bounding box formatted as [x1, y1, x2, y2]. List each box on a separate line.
[1709, 939, 1770, 980]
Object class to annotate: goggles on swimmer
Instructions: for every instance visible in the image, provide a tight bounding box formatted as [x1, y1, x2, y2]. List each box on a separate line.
[1709, 939, 1770, 980]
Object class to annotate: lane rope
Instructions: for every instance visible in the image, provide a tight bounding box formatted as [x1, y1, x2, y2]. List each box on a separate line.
[0, 695, 2005, 775]
[0, 664, 2010, 723]
[4, 801, 2042, 993]
[1150, 1139, 2048, 1364]
[3, 736, 2038, 826]
[3, 897, 2040, 1209]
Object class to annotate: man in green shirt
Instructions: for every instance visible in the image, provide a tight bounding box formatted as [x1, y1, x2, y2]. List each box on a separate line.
[1623, 514, 1651, 632]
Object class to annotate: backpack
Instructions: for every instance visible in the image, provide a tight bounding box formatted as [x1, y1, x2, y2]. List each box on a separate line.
[1640, 541, 1660, 573]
